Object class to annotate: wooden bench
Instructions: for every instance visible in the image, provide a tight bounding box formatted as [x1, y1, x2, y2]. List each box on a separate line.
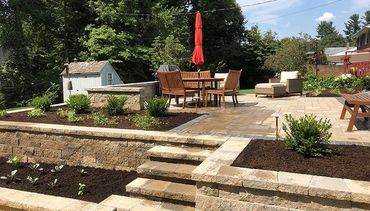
[340, 93, 370, 132]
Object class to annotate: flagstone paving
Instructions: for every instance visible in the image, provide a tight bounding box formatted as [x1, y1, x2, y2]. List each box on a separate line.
[171, 94, 370, 144]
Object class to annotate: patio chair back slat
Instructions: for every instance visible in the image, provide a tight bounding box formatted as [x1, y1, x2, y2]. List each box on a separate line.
[181, 70, 211, 88]
[158, 71, 185, 91]
[224, 70, 242, 91]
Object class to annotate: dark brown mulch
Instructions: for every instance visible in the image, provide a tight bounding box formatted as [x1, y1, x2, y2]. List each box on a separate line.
[2, 107, 201, 131]
[232, 139, 370, 181]
[0, 157, 137, 203]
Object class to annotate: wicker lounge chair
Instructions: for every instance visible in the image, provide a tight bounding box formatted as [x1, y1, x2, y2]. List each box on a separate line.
[157, 71, 198, 109]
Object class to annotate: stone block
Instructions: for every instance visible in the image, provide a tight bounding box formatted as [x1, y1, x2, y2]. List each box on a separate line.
[344, 179, 370, 204]
[43, 149, 62, 159]
[196, 182, 219, 197]
[0, 144, 12, 154]
[195, 194, 221, 211]
[219, 184, 240, 200]
[278, 171, 312, 195]
[242, 169, 279, 191]
[309, 176, 351, 201]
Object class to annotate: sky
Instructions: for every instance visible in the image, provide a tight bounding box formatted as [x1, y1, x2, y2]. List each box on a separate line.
[236, 0, 370, 38]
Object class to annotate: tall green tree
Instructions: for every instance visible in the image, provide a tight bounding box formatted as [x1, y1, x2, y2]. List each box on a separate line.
[344, 14, 361, 45]
[316, 21, 346, 47]
[361, 10, 370, 26]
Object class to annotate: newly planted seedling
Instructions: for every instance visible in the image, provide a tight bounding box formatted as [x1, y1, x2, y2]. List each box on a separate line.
[51, 165, 64, 173]
[29, 163, 43, 171]
[0, 170, 20, 182]
[6, 156, 19, 167]
[78, 183, 86, 196]
[27, 176, 39, 184]
[78, 169, 87, 176]
[47, 179, 58, 189]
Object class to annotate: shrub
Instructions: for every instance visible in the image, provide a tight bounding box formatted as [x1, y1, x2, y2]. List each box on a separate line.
[67, 94, 90, 113]
[56, 108, 69, 118]
[0, 110, 7, 118]
[130, 114, 160, 130]
[283, 114, 333, 157]
[31, 96, 51, 111]
[144, 96, 169, 117]
[89, 112, 118, 126]
[27, 108, 46, 118]
[104, 95, 128, 116]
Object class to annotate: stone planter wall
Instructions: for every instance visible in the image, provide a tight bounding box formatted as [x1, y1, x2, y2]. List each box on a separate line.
[87, 81, 158, 111]
[192, 138, 370, 211]
[0, 121, 225, 171]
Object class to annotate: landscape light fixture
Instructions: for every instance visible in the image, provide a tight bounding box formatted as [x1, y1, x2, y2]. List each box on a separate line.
[271, 112, 282, 141]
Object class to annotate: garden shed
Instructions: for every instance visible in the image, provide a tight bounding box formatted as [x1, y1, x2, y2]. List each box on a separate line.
[61, 60, 123, 102]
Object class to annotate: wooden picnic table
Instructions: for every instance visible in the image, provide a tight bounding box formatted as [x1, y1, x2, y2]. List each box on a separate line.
[340, 93, 370, 132]
[182, 77, 224, 105]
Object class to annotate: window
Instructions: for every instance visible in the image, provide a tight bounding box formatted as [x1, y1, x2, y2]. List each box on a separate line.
[107, 73, 113, 85]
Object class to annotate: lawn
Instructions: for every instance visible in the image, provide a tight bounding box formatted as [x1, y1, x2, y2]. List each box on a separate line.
[239, 89, 255, 95]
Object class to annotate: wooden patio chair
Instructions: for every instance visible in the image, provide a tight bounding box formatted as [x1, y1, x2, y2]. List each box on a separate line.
[181, 70, 211, 89]
[157, 71, 198, 109]
[340, 92, 370, 132]
[204, 69, 242, 107]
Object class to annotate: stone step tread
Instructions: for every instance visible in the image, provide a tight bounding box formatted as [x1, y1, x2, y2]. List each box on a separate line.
[137, 161, 196, 180]
[147, 146, 212, 161]
[126, 178, 196, 203]
[100, 195, 195, 211]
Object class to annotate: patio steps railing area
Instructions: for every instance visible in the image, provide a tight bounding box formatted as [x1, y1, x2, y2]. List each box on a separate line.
[126, 145, 213, 208]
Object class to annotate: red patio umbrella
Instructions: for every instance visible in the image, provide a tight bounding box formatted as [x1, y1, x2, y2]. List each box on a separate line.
[192, 11, 204, 67]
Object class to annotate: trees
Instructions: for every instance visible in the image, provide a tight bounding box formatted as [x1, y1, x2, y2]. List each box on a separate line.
[344, 14, 361, 45]
[362, 10, 370, 26]
[264, 35, 315, 74]
[316, 21, 346, 48]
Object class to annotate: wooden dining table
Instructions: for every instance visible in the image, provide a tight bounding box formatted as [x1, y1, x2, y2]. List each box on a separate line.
[182, 77, 224, 105]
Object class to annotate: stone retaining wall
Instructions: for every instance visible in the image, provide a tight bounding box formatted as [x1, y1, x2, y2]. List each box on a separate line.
[87, 81, 158, 111]
[192, 138, 370, 211]
[0, 121, 225, 171]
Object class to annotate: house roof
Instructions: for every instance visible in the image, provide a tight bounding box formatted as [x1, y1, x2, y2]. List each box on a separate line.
[61, 60, 109, 75]
[353, 24, 370, 38]
[324, 47, 356, 57]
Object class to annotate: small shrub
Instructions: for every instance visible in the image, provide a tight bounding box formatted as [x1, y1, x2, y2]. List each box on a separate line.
[67, 94, 90, 113]
[0, 110, 7, 118]
[31, 96, 51, 111]
[89, 112, 118, 126]
[130, 114, 160, 130]
[57, 109, 83, 122]
[27, 108, 46, 118]
[57, 108, 69, 118]
[283, 114, 333, 157]
[104, 95, 128, 116]
[144, 96, 169, 117]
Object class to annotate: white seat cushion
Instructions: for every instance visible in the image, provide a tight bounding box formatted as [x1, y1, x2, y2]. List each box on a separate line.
[280, 71, 299, 83]
[255, 83, 286, 89]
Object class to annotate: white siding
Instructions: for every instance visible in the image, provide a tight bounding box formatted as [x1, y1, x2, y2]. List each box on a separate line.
[100, 63, 124, 86]
[62, 74, 100, 102]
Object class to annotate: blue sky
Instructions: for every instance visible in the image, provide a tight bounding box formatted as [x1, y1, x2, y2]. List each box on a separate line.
[236, 0, 370, 38]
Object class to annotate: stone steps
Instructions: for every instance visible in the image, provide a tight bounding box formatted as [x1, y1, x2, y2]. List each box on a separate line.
[100, 195, 195, 211]
[137, 161, 196, 181]
[147, 146, 212, 162]
[126, 178, 196, 205]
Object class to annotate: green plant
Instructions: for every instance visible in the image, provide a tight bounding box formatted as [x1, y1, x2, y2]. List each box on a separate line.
[104, 95, 128, 116]
[27, 176, 39, 184]
[130, 114, 160, 130]
[89, 112, 118, 126]
[78, 183, 86, 196]
[0, 92, 6, 110]
[31, 96, 52, 111]
[6, 156, 19, 167]
[283, 114, 333, 157]
[78, 169, 87, 176]
[51, 165, 64, 173]
[0, 110, 7, 118]
[29, 163, 43, 171]
[0, 170, 19, 182]
[57, 108, 69, 118]
[27, 108, 46, 118]
[48, 179, 58, 189]
[67, 94, 91, 113]
[144, 96, 169, 117]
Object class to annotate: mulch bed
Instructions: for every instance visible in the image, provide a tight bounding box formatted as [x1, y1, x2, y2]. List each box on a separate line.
[0, 157, 137, 203]
[2, 107, 201, 131]
[232, 139, 370, 181]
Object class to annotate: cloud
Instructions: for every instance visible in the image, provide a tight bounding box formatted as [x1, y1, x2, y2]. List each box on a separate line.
[316, 12, 335, 22]
[236, 0, 301, 25]
[351, 0, 370, 10]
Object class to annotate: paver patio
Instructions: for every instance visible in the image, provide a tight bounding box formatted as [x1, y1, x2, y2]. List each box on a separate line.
[171, 94, 370, 144]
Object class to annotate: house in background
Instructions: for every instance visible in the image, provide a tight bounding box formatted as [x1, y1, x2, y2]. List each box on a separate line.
[356, 24, 370, 50]
[61, 60, 123, 102]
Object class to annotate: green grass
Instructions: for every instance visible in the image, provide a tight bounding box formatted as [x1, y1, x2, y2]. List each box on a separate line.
[239, 89, 255, 95]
